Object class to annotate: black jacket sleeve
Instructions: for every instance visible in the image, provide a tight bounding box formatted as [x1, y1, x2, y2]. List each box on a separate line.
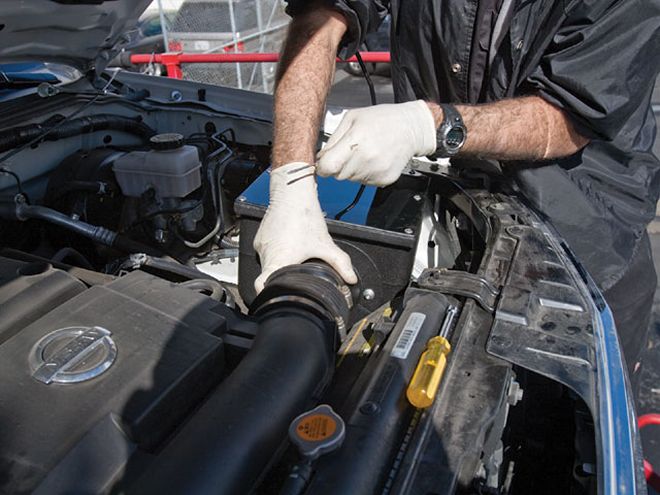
[526, 0, 660, 141]
[285, 0, 389, 57]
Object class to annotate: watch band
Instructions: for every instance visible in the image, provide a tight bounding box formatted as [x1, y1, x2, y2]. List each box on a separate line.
[434, 104, 467, 158]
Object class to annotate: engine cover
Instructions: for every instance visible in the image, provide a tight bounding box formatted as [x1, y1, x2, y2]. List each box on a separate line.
[0, 261, 227, 494]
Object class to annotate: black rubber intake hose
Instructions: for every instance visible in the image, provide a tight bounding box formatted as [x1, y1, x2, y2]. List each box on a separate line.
[0, 114, 155, 152]
[131, 263, 350, 495]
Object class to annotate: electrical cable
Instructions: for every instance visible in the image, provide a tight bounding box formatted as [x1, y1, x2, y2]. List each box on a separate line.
[334, 51, 374, 221]
[0, 167, 29, 202]
[0, 70, 119, 168]
[356, 51, 377, 107]
[334, 184, 366, 221]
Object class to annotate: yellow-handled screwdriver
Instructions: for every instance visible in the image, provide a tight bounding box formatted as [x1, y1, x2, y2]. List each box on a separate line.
[406, 306, 457, 409]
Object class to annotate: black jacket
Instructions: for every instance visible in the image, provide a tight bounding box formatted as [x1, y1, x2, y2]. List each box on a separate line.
[287, 0, 660, 290]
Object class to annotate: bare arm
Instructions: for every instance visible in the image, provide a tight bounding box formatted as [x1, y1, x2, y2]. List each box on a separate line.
[427, 96, 590, 161]
[271, 5, 347, 168]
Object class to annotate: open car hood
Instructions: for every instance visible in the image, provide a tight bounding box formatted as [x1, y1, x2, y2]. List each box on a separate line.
[0, 0, 152, 72]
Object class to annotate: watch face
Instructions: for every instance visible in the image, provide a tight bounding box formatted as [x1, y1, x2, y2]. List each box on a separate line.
[447, 127, 466, 148]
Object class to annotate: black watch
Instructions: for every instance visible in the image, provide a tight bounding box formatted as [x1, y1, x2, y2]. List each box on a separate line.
[434, 104, 467, 157]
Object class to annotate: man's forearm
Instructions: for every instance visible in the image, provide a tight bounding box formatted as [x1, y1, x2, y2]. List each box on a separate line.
[427, 97, 590, 161]
[271, 6, 347, 168]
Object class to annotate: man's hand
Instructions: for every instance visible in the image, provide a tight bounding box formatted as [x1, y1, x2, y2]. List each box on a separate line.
[316, 100, 437, 186]
[253, 162, 358, 293]
[315, 97, 589, 188]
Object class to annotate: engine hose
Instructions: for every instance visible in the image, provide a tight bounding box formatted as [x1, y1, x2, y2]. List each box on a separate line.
[178, 279, 226, 302]
[180, 217, 221, 249]
[121, 254, 235, 306]
[0, 114, 156, 152]
[0, 196, 159, 256]
[127, 254, 217, 282]
[16, 203, 117, 244]
[51, 247, 94, 270]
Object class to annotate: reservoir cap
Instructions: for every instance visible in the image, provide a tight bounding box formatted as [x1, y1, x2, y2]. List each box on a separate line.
[150, 133, 184, 150]
[288, 404, 345, 460]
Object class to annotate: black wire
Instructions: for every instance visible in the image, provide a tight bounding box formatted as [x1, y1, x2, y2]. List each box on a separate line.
[355, 51, 377, 106]
[0, 71, 118, 168]
[334, 184, 366, 220]
[0, 167, 29, 202]
[334, 51, 375, 221]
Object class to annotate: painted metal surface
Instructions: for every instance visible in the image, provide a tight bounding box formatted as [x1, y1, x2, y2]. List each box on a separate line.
[593, 304, 639, 494]
[241, 170, 377, 225]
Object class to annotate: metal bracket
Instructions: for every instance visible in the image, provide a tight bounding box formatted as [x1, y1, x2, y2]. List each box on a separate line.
[417, 268, 499, 313]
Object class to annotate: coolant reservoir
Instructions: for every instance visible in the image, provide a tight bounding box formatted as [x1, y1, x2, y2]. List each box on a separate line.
[113, 133, 201, 198]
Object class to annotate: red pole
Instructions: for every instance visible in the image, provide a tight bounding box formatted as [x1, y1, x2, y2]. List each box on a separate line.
[130, 51, 391, 78]
[159, 53, 184, 79]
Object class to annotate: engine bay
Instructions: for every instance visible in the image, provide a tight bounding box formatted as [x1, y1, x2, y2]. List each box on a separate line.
[0, 79, 601, 495]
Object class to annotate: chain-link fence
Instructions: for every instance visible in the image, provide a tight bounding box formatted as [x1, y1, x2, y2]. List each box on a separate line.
[146, 0, 290, 93]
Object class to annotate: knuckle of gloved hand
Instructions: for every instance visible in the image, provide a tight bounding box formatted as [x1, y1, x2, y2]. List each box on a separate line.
[334, 247, 352, 265]
[336, 166, 353, 181]
[317, 157, 338, 176]
[381, 171, 399, 186]
[363, 171, 379, 186]
[362, 148, 380, 164]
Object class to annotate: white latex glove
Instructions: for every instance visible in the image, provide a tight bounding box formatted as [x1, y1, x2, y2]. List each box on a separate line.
[253, 162, 358, 293]
[317, 100, 437, 186]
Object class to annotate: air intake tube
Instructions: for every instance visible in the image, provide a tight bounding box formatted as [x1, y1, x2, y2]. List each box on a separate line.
[131, 263, 352, 495]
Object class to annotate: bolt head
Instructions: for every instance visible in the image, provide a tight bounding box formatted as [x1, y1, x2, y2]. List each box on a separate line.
[413, 194, 422, 202]
[362, 288, 375, 301]
[154, 229, 167, 243]
[404, 227, 414, 235]
[237, 196, 246, 202]
[359, 401, 379, 415]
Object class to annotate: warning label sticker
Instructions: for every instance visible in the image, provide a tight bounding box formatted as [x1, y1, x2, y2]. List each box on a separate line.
[296, 414, 337, 442]
[391, 312, 426, 360]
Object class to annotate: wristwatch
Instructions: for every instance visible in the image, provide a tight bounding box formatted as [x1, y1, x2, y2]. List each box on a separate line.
[434, 104, 467, 157]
